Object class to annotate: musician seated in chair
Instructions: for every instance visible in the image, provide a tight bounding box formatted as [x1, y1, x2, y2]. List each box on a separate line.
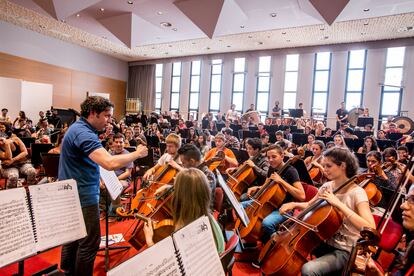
[227, 138, 269, 197]
[143, 133, 182, 181]
[304, 140, 326, 185]
[204, 133, 238, 175]
[366, 183, 414, 276]
[222, 128, 240, 150]
[280, 147, 375, 276]
[242, 144, 305, 246]
[155, 144, 216, 208]
[144, 168, 225, 254]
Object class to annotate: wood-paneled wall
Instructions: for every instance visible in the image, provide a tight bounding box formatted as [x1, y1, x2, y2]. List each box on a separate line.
[0, 52, 126, 119]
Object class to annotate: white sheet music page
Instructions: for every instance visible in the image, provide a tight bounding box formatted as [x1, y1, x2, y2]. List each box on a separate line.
[99, 166, 123, 200]
[29, 180, 87, 252]
[0, 188, 36, 268]
[173, 216, 225, 276]
[108, 236, 182, 276]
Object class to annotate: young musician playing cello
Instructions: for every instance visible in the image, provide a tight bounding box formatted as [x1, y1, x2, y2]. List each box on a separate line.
[280, 147, 375, 275]
[143, 133, 182, 181]
[143, 168, 225, 254]
[204, 133, 238, 175]
[304, 140, 326, 185]
[242, 144, 305, 246]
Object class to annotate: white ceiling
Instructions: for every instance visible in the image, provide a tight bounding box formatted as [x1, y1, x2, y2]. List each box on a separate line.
[1, 0, 414, 61]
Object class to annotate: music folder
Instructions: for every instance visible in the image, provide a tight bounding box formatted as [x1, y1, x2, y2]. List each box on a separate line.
[215, 170, 250, 227]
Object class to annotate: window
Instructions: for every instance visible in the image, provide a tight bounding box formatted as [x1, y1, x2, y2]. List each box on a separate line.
[256, 56, 272, 121]
[311, 52, 332, 116]
[232, 58, 246, 112]
[155, 64, 163, 112]
[209, 59, 223, 112]
[345, 50, 367, 111]
[283, 54, 299, 110]
[189, 60, 201, 119]
[170, 62, 181, 111]
[380, 47, 405, 117]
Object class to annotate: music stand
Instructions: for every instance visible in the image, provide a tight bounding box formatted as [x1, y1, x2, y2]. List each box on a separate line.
[215, 170, 249, 243]
[289, 109, 303, 118]
[98, 192, 130, 272]
[30, 143, 54, 166]
[356, 117, 373, 128]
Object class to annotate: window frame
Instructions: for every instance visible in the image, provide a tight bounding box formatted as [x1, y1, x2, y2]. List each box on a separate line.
[344, 50, 367, 111]
[208, 59, 223, 113]
[311, 52, 332, 117]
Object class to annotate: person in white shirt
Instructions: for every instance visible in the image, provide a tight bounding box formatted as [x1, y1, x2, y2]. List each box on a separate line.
[226, 104, 239, 122]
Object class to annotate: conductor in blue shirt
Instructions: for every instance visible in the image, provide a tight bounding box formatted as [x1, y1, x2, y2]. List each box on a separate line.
[59, 96, 148, 276]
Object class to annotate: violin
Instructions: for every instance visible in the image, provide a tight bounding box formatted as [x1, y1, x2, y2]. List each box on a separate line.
[207, 149, 226, 172]
[357, 171, 383, 206]
[258, 173, 372, 276]
[308, 155, 323, 183]
[226, 154, 259, 200]
[234, 156, 300, 243]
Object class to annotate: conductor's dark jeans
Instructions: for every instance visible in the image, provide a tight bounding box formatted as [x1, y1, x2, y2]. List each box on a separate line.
[60, 204, 100, 276]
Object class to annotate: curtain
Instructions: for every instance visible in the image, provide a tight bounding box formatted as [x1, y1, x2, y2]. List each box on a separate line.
[128, 64, 156, 114]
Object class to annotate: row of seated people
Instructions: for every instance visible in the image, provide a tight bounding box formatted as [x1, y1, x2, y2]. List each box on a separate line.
[127, 128, 414, 275]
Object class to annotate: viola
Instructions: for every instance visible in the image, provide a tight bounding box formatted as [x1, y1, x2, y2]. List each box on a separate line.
[234, 156, 300, 243]
[226, 154, 259, 200]
[258, 173, 372, 276]
[358, 176, 382, 206]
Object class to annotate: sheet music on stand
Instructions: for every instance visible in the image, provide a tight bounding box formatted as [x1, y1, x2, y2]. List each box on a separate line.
[0, 180, 87, 268]
[99, 166, 124, 200]
[215, 169, 249, 227]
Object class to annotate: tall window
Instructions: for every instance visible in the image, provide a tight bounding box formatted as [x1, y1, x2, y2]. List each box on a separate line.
[283, 54, 299, 110]
[170, 62, 182, 111]
[232, 58, 246, 112]
[380, 47, 405, 118]
[155, 64, 163, 112]
[189, 60, 201, 119]
[311, 52, 332, 116]
[345, 50, 367, 110]
[209, 59, 223, 113]
[256, 56, 272, 121]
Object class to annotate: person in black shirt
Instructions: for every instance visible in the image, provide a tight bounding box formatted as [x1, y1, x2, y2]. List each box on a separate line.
[335, 102, 348, 130]
[242, 144, 305, 244]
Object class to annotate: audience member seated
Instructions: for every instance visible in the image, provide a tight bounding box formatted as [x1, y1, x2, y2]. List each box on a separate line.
[0, 131, 36, 188]
[0, 108, 11, 126]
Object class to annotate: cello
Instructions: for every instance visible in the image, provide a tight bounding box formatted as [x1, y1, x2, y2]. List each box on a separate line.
[234, 156, 300, 243]
[258, 173, 372, 276]
[226, 154, 259, 200]
[308, 155, 323, 183]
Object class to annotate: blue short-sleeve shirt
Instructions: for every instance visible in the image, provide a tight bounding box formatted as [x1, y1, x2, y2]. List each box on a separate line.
[58, 118, 103, 208]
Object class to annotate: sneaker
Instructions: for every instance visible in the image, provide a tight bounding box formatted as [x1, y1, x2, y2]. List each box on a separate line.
[251, 260, 260, 269]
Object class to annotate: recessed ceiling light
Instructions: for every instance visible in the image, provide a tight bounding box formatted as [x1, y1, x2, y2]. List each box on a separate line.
[160, 22, 172, 27]
[240, 25, 245, 29]
[364, 22, 369, 26]
[206, 47, 211, 50]
[257, 42, 263, 45]
[100, 8, 105, 12]
[363, 8, 370, 12]
[320, 27, 325, 31]
[270, 13, 277, 17]
[157, 11, 163, 15]
[127, 1, 134, 4]
[282, 32, 286, 35]
[76, 14, 80, 17]
[172, 28, 177, 31]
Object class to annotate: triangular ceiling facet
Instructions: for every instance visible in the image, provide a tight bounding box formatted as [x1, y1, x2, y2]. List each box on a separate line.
[174, 0, 225, 39]
[309, 0, 350, 25]
[33, 0, 101, 21]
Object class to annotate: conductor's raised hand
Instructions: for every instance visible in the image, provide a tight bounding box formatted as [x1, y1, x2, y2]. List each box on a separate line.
[135, 144, 148, 159]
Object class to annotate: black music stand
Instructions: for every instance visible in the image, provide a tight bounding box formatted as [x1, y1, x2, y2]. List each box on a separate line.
[357, 117, 374, 128]
[98, 192, 129, 272]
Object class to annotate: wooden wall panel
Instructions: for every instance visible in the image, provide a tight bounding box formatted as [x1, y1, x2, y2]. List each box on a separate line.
[0, 52, 126, 119]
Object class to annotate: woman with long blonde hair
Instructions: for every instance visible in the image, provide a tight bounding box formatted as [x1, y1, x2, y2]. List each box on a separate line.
[143, 168, 225, 253]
